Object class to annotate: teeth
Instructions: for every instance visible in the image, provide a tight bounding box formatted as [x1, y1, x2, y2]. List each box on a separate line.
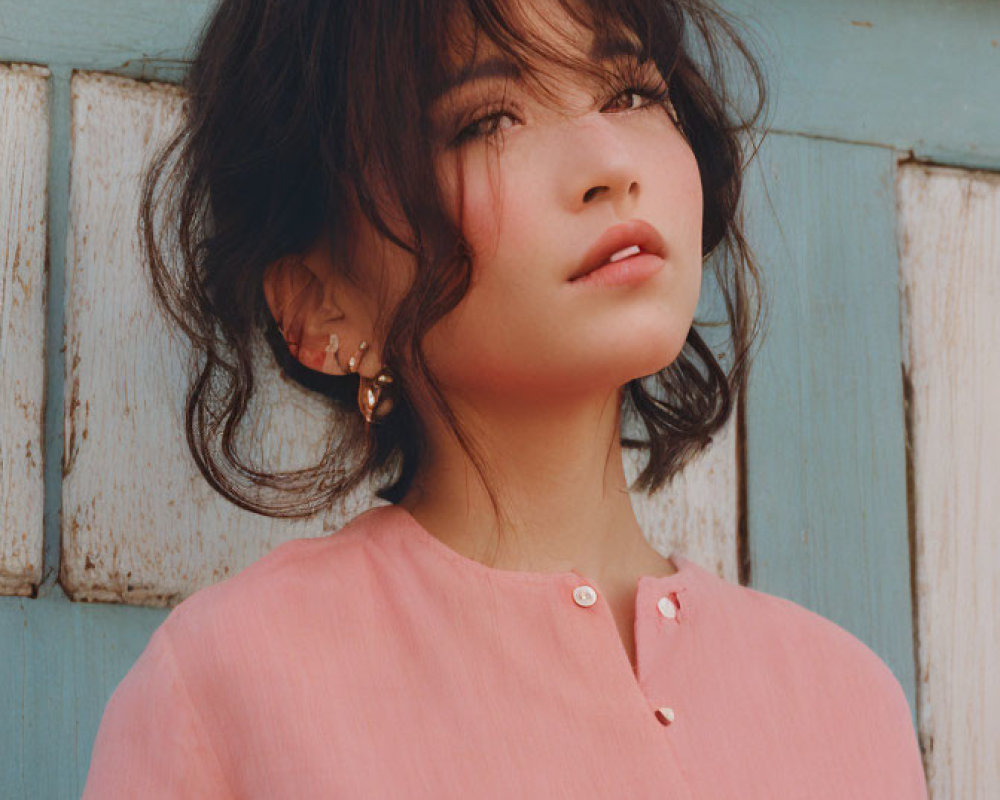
[608, 244, 642, 263]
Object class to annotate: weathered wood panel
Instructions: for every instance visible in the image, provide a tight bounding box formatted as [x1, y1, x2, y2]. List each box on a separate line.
[897, 163, 1000, 798]
[742, 132, 919, 713]
[729, 0, 1000, 170]
[59, 72, 375, 606]
[0, 63, 50, 596]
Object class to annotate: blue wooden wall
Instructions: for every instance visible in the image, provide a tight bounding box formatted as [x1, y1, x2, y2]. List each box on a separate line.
[1, 0, 996, 795]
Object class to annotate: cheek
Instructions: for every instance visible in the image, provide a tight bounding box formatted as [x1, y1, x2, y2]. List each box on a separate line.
[422, 126, 706, 393]
[679, 147, 704, 244]
[436, 148, 508, 268]
[652, 131, 703, 245]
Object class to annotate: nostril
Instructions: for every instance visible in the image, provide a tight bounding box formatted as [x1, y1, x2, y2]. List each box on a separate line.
[583, 185, 608, 202]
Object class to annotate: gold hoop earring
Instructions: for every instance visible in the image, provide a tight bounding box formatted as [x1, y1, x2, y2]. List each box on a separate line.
[359, 367, 397, 424]
[324, 333, 397, 423]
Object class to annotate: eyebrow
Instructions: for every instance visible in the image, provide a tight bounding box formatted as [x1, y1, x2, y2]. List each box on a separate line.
[432, 34, 644, 103]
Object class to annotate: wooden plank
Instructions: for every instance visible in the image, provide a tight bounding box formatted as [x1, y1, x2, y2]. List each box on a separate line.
[897, 163, 1000, 797]
[0, 63, 50, 596]
[742, 132, 918, 713]
[59, 72, 372, 606]
[1, 0, 998, 165]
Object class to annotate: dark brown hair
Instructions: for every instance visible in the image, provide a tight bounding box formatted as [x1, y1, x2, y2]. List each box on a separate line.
[139, 0, 771, 524]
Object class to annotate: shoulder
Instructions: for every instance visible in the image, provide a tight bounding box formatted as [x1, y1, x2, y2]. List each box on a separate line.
[157, 504, 395, 663]
[684, 564, 926, 793]
[755, 582, 906, 695]
[685, 559, 913, 716]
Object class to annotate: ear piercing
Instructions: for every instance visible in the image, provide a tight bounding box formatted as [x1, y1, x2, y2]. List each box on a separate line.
[324, 333, 369, 374]
[271, 261, 396, 422]
[322, 332, 397, 424]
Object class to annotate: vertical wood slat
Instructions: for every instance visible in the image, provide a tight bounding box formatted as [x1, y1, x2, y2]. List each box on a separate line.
[897, 164, 1000, 797]
[742, 132, 919, 713]
[0, 63, 50, 596]
[59, 72, 356, 606]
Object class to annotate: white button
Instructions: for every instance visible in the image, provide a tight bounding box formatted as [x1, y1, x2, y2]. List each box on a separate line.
[572, 585, 597, 607]
[657, 595, 677, 619]
[654, 706, 676, 725]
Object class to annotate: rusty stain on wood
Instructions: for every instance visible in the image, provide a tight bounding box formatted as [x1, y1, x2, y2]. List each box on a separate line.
[62, 356, 80, 477]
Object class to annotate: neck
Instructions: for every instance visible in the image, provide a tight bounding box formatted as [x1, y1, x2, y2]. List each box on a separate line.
[397, 385, 676, 588]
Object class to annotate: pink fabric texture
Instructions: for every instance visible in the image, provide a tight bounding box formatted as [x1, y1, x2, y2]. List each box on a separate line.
[82, 503, 929, 798]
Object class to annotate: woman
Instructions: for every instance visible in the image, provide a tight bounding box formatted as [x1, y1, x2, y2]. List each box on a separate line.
[82, 0, 929, 796]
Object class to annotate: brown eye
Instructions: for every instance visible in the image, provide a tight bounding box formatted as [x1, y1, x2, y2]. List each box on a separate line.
[455, 111, 517, 144]
[604, 89, 645, 112]
[601, 73, 675, 120]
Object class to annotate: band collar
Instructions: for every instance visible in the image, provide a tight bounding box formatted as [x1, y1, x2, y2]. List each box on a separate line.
[375, 502, 705, 593]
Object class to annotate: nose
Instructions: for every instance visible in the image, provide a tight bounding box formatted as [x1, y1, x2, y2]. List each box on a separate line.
[563, 114, 642, 214]
[582, 180, 639, 205]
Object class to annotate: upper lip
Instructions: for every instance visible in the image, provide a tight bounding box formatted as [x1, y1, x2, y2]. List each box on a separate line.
[569, 219, 667, 281]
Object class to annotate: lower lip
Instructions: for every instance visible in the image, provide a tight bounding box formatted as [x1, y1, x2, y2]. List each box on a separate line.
[569, 253, 665, 288]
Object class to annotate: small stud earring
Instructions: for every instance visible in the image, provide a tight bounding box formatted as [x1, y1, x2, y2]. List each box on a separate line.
[323, 333, 370, 375]
[346, 341, 369, 374]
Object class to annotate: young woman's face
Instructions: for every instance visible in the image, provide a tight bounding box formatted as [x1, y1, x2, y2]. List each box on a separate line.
[359, 0, 703, 413]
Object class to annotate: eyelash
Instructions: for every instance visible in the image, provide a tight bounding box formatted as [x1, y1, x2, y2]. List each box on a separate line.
[450, 65, 675, 147]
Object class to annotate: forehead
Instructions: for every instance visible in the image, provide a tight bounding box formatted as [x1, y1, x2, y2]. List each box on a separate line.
[449, 0, 642, 61]
[433, 0, 645, 100]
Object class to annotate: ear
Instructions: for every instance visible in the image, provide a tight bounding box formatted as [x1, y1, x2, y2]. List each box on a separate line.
[262, 253, 360, 376]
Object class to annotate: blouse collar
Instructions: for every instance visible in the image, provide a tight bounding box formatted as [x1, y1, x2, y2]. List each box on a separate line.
[377, 502, 707, 593]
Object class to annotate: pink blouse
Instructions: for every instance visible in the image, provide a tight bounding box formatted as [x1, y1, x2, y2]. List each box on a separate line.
[82, 503, 928, 798]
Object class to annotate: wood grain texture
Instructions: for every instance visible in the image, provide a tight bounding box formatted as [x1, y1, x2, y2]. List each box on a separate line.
[59, 72, 376, 607]
[897, 163, 1000, 798]
[0, 63, 50, 597]
[741, 132, 919, 714]
[723, 0, 1000, 170]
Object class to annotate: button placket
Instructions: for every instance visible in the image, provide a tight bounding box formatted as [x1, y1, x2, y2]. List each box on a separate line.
[567, 576, 694, 797]
[650, 588, 686, 726]
[569, 576, 689, 731]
